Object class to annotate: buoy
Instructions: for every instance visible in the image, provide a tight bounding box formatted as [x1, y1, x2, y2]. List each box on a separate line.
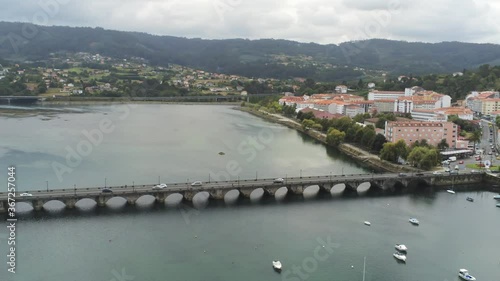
[195, 235, 198, 238]
[351, 265, 354, 268]
[204, 250, 207, 253]
[322, 245, 325, 248]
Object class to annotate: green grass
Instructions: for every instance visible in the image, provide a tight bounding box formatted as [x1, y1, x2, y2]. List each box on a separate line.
[466, 163, 498, 169]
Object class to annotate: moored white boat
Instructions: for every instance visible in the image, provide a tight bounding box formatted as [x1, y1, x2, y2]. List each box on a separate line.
[395, 244, 407, 252]
[393, 252, 406, 262]
[272, 260, 282, 272]
[364, 221, 371, 226]
[447, 189, 456, 194]
[494, 195, 500, 200]
[409, 218, 419, 225]
[458, 269, 476, 281]
[496, 203, 500, 208]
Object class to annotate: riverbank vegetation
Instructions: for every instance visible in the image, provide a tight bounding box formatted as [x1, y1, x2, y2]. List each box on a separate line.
[246, 98, 443, 170]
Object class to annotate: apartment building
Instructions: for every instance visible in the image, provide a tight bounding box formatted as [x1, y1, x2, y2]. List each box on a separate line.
[385, 121, 463, 148]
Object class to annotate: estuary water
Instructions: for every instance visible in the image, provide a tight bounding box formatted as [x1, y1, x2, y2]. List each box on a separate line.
[0, 104, 498, 281]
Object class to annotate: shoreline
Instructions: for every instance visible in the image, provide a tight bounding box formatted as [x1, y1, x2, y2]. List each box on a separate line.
[237, 106, 421, 174]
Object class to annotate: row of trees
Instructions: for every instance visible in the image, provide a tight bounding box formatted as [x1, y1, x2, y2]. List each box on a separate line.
[379, 139, 442, 170]
[251, 102, 446, 170]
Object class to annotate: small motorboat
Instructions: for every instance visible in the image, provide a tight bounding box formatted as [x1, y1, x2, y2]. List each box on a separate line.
[466, 197, 474, 202]
[458, 269, 476, 281]
[409, 218, 419, 225]
[272, 260, 282, 272]
[393, 252, 406, 262]
[364, 221, 371, 226]
[395, 244, 407, 252]
[496, 203, 500, 208]
[447, 189, 456, 194]
[494, 195, 500, 200]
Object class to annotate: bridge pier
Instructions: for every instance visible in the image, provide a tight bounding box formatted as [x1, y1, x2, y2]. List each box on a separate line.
[33, 200, 45, 211]
[239, 188, 253, 198]
[264, 187, 280, 196]
[182, 191, 195, 202]
[65, 198, 77, 209]
[208, 189, 227, 200]
[289, 185, 304, 195]
[0, 200, 6, 213]
[95, 196, 106, 207]
[126, 195, 140, 205]
[155, 193, 166, 204]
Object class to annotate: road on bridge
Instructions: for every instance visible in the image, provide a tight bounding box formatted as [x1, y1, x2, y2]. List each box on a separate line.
[0, 171, 479, 202]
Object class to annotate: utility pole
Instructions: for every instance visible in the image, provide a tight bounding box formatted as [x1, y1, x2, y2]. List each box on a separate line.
[46, 181, 48, 192]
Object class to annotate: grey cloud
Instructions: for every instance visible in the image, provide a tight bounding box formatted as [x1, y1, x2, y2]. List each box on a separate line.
[0, 0, 498, 44]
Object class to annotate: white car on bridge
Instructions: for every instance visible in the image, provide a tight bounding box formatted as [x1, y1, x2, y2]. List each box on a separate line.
[273, 178, 285, 183]
[153, 183, 167, 189]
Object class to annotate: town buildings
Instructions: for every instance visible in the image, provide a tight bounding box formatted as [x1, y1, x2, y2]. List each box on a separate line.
[385, 121, 467, 149]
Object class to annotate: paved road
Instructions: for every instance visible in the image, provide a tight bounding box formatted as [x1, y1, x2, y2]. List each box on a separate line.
[0, 172, 481, 202]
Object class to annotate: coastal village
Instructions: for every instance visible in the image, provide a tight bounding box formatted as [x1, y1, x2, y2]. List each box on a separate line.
[1, 52, 500, 165]
[278, 87, 486, 150]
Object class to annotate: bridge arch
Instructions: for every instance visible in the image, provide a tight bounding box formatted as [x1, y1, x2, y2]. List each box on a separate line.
[330, 183, 346, 195]
[303, 185, 320, 199]
[43, 199, 67, 212]
[274, 186, 289, 201]
[407, 178, 431, 191]
[224, 189, 241, 205]
[192, 191, 211, 209]
[103, 196, 128, 208]
[15, 202, 34, 213]
[165, 193, 184, 207]
[249, 188, 266, 203]
[75, 198, 98, 210]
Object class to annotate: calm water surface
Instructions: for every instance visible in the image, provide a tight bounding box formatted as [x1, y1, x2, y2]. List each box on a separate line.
[0, 104, 498, 281]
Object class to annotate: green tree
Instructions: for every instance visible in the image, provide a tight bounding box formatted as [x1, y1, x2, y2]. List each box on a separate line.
[326, 128, 345, 146]
[312, 123, 323, 131]
[407, 146, 428, 167]
[371, 133, 387, 153]
[467, 130, 482, 153]
[437, 139, 449, 150]
[37, 82, 47, 94]
[380, 142, 398, 162]
[302, 119, 316, 130]
[361, 127, 376, 148]
[394, 139, 410, 160]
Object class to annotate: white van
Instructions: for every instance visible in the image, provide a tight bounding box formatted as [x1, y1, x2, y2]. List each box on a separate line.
[448, 156, 457, 162]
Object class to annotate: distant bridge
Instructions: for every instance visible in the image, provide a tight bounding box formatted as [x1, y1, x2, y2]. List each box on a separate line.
[0, 172, 488, 214]
[0, 96, 44, 104]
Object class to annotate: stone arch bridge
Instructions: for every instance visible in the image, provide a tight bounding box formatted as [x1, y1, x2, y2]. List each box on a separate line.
[0, 172, 485, 213]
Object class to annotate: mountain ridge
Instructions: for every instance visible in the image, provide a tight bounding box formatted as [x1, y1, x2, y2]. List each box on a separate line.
[1, 21, 500, 81]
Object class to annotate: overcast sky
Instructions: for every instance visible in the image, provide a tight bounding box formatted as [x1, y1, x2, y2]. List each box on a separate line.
[1, 0, 499, 44]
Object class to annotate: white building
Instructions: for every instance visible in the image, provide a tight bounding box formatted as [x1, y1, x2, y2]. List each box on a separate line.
[368, 90, 406, 101]
[335, 85, 348, 94]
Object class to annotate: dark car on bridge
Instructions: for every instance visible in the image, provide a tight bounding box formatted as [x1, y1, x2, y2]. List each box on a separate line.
[101, 188, 113, 193]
